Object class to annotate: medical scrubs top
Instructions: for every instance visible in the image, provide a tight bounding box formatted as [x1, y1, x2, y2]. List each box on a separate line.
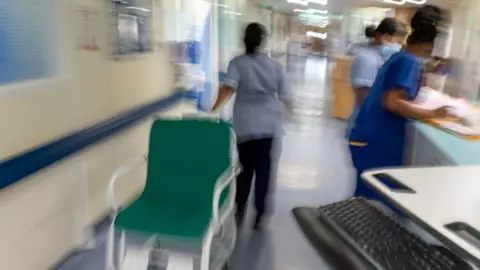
[346, 42, 369, 56]
[223, 53, 291, 142]
[347, 45, 384, 137]
[349, 51, 423, 153]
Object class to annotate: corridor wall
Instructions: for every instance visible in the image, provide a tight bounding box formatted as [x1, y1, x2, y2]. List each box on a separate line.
[216, 0, 267, 120]
[0, 0, 178, 269]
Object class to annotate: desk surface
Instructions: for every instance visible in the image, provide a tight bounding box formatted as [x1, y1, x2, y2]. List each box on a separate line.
[414, 122, 480, 165]
[362, 166, 480, 262]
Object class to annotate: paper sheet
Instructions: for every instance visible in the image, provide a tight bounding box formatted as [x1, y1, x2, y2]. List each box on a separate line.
[414, 88, 480, 136]
[413, 88, 474, 118]
[438, 122, 480, 136]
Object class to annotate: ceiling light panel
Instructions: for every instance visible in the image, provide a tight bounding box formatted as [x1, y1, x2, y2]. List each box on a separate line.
[308, 0, 328, 5]
[294, 8, 328, 14]
[378, 0, 426, 4]
[306, 31, 328, 39]
[287, 0, 309, 5]
[224, 10, 242, 15]
[286, 0, 328, 6]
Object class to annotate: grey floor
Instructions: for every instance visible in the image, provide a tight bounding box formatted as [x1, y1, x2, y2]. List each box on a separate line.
[56, 56, 355, 270]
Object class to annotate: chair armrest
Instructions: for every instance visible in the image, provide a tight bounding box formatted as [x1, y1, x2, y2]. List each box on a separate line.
[212, 165, 241, 225]
[107, 155, 147, 213]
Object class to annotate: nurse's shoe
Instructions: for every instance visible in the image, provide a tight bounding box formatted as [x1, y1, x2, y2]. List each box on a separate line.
[253, 213, 267, 231]
[235, 207, 246, 227]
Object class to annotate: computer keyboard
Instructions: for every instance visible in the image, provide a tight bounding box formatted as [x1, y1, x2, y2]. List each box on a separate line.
[317, 197, 472, 270]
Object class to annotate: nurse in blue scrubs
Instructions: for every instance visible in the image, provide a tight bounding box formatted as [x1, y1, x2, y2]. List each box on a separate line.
[347, 18, 404, 137]
[348, 5, 451, 202]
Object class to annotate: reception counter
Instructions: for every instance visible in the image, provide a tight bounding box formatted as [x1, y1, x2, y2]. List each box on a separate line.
[330, 56, 355, 120]
[405, 121, 480, 166]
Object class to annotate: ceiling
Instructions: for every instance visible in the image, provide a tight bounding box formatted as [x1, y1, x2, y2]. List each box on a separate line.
[254, 0, 368, 13]
[253, 0, 460, 14]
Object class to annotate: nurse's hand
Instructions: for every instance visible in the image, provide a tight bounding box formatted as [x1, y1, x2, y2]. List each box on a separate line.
[430, 106, 452, 119]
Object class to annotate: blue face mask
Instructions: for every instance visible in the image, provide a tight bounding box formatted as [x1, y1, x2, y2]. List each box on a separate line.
[379, 43, 402, 60]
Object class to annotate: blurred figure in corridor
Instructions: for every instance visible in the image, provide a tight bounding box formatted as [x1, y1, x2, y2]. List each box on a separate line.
[212, 23, 292, 230]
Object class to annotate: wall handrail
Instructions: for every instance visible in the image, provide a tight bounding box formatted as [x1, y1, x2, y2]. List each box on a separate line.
[0, 89, 195, 191]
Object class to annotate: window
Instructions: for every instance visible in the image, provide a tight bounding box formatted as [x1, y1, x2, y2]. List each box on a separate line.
[0, 0, 59, 85]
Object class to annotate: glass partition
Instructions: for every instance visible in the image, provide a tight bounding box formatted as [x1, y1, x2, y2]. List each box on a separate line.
[442, 2, 480, 101]
[342, 7, 390, 46]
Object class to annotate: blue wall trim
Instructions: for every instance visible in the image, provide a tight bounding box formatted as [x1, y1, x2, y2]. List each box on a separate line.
[0, 90, 195, 190]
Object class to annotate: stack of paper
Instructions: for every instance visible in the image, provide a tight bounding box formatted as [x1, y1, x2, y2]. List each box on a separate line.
[414, 87, 480, 136]
[414, 87, 473, 118]
[437, 122, 480, 136]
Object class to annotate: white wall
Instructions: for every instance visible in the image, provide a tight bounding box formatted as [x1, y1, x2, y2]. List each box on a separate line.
[0, 0, 186, 268]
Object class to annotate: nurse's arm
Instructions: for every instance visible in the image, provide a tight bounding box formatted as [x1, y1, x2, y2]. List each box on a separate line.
[278, 67, 294, 112]
[383, 89, 439, 119]
[212, 85, 235, 112]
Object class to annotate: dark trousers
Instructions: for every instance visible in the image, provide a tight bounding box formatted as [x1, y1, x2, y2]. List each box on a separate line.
[349, 143, 403, 215]
[235, 138, 274, 216]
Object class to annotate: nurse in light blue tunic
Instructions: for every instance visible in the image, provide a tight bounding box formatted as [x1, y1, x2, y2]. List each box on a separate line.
[212, 23, 292, 230]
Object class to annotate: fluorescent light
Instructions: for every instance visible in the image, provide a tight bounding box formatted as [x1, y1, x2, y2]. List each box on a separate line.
[294, 8, 328, 14]
[309, 9, 328, 14]
[379, 0, 426, 4]
[304, 22, 329, 28]
[308, 0, 328, 5]
[213, 3, 228, 8]
[406, 0, 426, 3]
[224, 11, 242, 15]
[287, 0, 309, 5]
[294, 8, 311, 13]
[202, 0, 228, 7]
[125, 6, 151, 12]
[379, 0, 405, 4]
[306, 31, 327, 39]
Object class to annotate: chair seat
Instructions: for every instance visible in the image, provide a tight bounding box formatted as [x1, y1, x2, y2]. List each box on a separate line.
[115, 196, 211, 239]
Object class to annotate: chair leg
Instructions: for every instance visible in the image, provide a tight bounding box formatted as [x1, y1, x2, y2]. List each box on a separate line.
[228, 215, 237, 256]
[116, 230, 126, 269]
[200, 227, 215, 270]
[105, 219, 116, 270]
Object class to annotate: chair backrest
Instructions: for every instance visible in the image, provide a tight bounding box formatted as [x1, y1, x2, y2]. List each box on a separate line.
[143, 118, 231, 208]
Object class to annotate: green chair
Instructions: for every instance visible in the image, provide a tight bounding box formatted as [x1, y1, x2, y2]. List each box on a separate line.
[105, 118, 240, 270]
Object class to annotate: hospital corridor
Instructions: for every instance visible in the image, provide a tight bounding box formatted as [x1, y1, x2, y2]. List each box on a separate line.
[2, 0, 480, 269]
[57, 56, 353, 270]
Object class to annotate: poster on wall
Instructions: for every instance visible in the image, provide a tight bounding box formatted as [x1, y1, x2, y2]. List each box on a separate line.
[75, 6, 101, 51]
[108, 0, 153, 59]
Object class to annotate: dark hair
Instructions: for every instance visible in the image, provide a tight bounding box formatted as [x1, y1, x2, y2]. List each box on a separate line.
[395, 22, 408, 37]
[365, 25, 376, 38]
[375, 18, 398, 35]
[407, 5, 448, 45]
[244, 23, 267, 55]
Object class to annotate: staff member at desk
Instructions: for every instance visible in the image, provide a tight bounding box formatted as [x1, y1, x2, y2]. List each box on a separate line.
[347, 18, 403, 136]
[348, 5, 451, 203]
